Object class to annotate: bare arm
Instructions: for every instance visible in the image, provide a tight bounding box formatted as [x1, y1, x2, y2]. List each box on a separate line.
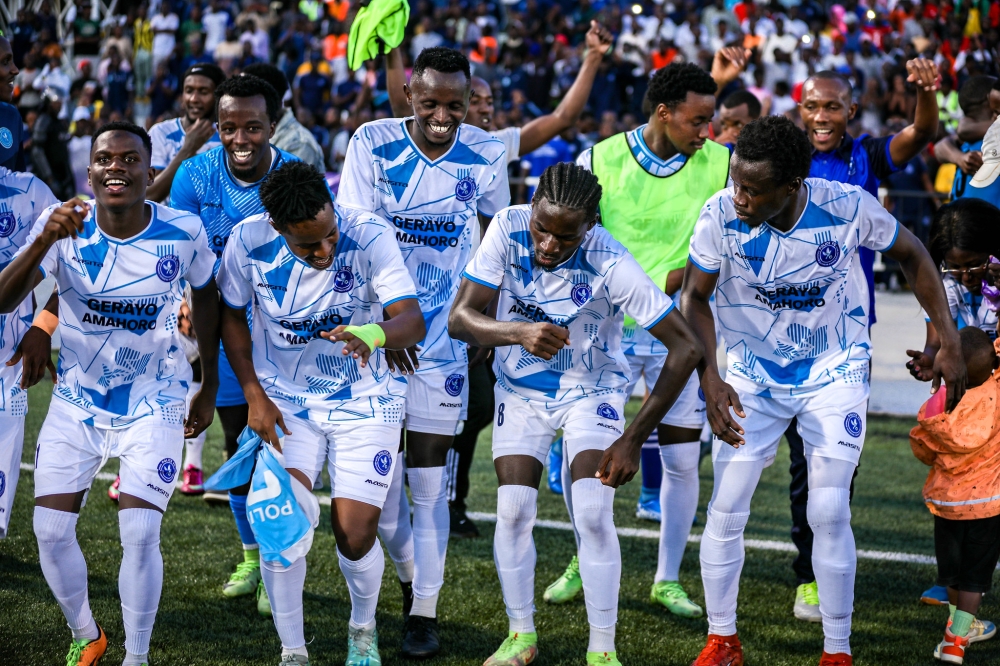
[517, 21, 613, 156]
[935, 135, 983, 175]
[889, 59, 941, 167]
[385, 46, 410, 118]
[185, 280, 220, 438]
[709, 46, 750, 91]
[147, 118, 216, 202]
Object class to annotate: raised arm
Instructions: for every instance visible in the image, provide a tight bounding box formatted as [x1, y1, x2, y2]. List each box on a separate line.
[888, 59, 941, 167]
[185, 279, 220, 438]
[385, 46, 410, 118]
[517, 22, 613, 156]
[710, 46, 751, 91]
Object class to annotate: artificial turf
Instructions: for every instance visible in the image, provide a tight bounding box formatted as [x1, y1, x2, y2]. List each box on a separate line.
[1, 382, 997, 665]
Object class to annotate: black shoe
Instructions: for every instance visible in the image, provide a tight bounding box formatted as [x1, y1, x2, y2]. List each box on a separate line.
[402, 615, 440, 658]
[449, 505, 480, 539]
[400, 578, 413, 621]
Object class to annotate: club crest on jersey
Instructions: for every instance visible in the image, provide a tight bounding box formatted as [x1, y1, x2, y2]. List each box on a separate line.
[815, 241, 840, 267]
[0, 211, 16, 238]
[597, 403, 620, 421]
[156, 254, 180, 282]
[373, 450, 392, 476]
[455, 174, 476, 202]
[844, 412, 863, 438]
[157, 458, 177, 483]
[0, 470, 5, 498]
[571, 282, 592, 306]
[445, 373, 465, 397]
[0, 127, 12, 149]
[333, 266, 354, 293]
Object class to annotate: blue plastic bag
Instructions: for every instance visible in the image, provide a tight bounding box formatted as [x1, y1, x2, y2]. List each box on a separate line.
[203, 426, 262, 492]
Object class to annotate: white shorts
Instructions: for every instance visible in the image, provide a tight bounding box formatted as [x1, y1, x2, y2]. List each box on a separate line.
[492, 389, 626, 464]
[281, 413, 402, 508]
[34, 400, 184, 511]
[713, 384, 870, 466]
[0, 414, 26, 538]
[404, 369, 468, 436]
[626, 353, 706, 429]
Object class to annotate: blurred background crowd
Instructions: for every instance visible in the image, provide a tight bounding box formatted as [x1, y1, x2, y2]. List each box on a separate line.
[4, 0, 996, 261]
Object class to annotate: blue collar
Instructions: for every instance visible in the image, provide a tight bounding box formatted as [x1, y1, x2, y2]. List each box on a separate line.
[812, 132, 854, 163]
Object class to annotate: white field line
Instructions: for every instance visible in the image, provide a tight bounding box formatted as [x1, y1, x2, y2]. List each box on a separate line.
[20, 462, 963, 568]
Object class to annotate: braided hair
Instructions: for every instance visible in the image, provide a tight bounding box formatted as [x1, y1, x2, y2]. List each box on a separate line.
[531, 162, 602, 220]
[260, 162, 332, 232]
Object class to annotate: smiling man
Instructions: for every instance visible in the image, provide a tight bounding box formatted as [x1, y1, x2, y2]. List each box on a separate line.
[448, 162, 702, 666]
[0, 121, 219, 666]
[170, 73, 300, 616]
[337, 46, 509, 657]
[681, 116, 964, 666]
[217, 162, 425, 666]
[0, 36, 24, 171]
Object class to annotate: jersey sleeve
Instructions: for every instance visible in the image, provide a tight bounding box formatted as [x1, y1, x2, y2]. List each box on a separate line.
[607, 252, 676, 329]
[687, 196, 725, 274]
[184, 221, 216, 289]
[335, 128, 376, 211]
[215, 226, 253, 308]
[576, 147, 593, 172]
[149, 124, 170, 171]
[18, 206, 61, 279]
[857, 187, 900, 252]
[462, 209, 509, 289]
[29, 175, 59, 213]
[366, 219, 418, 307]
[861, 134, 899, 180]
[169, 160, 201, 215]
[477, 150, 511, 218]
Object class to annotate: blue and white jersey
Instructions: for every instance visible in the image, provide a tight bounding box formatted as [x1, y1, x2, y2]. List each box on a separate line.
[689, 178, 900, 396]
[216, 207, 418, 423]
[922, 276, 998, 340]
[21, 202, 216, 428]
[463, 205, 675, 407]
[149, 117, 221, 172]
[169, 145, 300, 273]
[0, 169, 58, 415]
[337, 118, 510, 375]
[576, 124, 688, 177]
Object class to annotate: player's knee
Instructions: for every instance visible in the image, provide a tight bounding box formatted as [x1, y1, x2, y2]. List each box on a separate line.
[571, 479, 614, 539]
[660, 442, 701, 475]
[33, 506, 76, 544]
[496, 484, 537, 527]
[337, 532, 378, 561]
[704, 506, 750, 542]
[119, 508, 162, 548]
[806, 487, 851, 528]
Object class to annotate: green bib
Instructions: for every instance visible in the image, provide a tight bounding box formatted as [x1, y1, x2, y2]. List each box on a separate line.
[592, 133, 730, 300]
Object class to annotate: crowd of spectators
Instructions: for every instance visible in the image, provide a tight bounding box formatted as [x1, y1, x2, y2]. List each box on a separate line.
[3, 0, 998, 223]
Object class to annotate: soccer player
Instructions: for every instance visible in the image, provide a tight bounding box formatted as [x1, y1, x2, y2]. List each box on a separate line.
[337, 46, 509, 657]
[716, 90, 762, 147]
[449, 163, 703, 666]
[0, 121, 219, 666]
[0, 167, 58, 538]
[791, 59, 941, 618]
[170, 73, 300, 615]
[682, 116, 966, 666]
[0, 36, 25, 171]
[145, 63, 225, 203]
[217, 161, 425, 666]
[545, 53, 747, 618]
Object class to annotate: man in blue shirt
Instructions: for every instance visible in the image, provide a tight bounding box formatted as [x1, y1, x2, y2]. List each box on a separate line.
[787, 58, 942, 621]
[0, 36, 25, 172]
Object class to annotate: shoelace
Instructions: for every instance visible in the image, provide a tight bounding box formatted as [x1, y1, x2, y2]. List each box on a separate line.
[230, 560, 259, 581]
[279, 654, 307, 665]
[659, 581, 689, 600]
[800, 583, 820, 606]
[564, 556, 580, 580]
[699, 637, 739, 662]
[65, 639, 87, 666]
[349, 627, 375, 655]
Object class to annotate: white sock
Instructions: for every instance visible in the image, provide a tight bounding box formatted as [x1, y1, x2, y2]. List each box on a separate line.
[338, 539, 385, 629]
[655, 442, 700, 583]
[377, 459, 414, 583]
[261, 556, 307, 650]
[122, 652, 148, 666]
[495, 484, 538, 633]
[560, 445, 581, 549]
[34, 507, 98, 640]
[809, 486, 855, 655]
[572, 478, 619, 653]
[183, 431, 205, 470]
[119, 509, 164, 658]
[407, 466, 449, 618]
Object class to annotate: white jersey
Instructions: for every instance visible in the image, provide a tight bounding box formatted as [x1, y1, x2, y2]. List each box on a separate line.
[689, 178, 899, 396]
[922, 275, 998, 340]
[492, 126, 521, 164]
[23, 202, 216, 428]
[463, 204, 675, 406]
[149, 117, 221, 172]
[337, 118, 510, 375]
[216, 207, 418, 423]
[0, 169, 58, 415]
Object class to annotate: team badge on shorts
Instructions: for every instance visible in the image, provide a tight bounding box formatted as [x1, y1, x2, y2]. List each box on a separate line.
[597, 402, 620, 421]
[373, 450, 393, 476]
[333, 266, 354, 292]
[0, 211, 16, 238]
[815, 241, 841, 267]
[157, 458, 177, 483]
[455, 175, 476, 202]
[156, 254, 180, 282]
[0, 470, 5, 498]
[445, 373, 465, 397]
[0, 127, 13, 149]
[571, 282, 592, 306]
[844, 412, 863, 438]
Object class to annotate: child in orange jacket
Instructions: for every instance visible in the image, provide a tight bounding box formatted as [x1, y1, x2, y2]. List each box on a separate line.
[910, 327, 1000, 664]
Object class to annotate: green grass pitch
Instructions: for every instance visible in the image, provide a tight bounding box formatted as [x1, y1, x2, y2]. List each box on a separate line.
[1, 382, 998, 665]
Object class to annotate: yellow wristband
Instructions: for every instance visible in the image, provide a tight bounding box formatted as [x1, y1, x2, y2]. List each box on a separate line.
[32, 309, 58, 336]
[342, 323, 385, 351]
